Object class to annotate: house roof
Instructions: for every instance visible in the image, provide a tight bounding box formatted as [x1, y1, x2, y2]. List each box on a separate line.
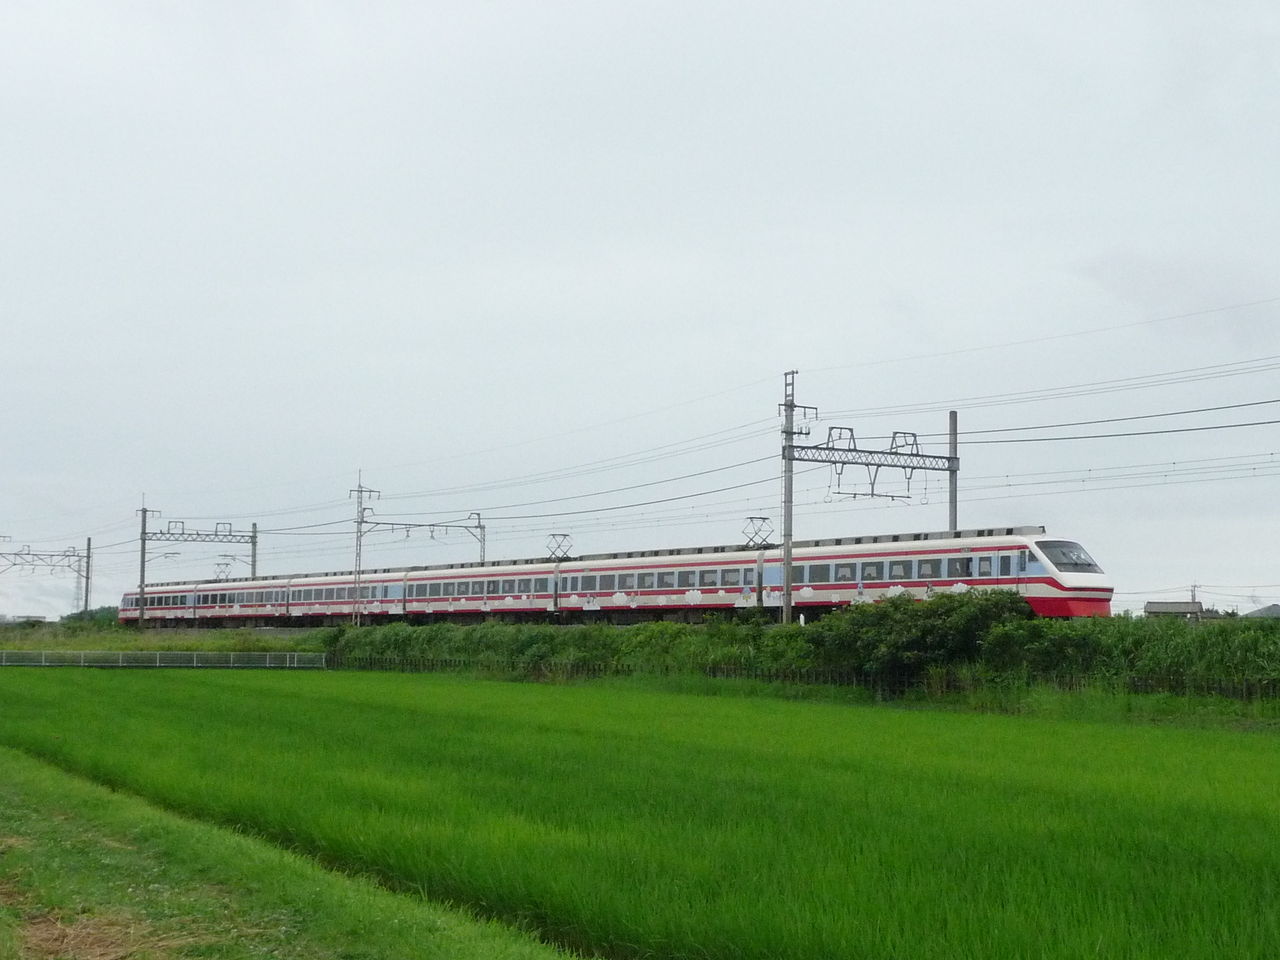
[1144, 601, 1203, 615]
[1243, 604, 1280, 618]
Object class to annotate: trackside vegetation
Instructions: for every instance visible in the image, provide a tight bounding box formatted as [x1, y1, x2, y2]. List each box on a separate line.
[315, 592, 1280, 686]
[1, 670, 1279, 960]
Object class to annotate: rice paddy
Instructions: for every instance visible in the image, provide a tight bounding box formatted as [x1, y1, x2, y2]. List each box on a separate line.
[0, 669, 1276, 959]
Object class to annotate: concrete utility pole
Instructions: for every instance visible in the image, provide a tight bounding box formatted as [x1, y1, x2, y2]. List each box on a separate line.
[949, 410, 958, 531]
[349, 473, 380, 626]
[779, 371, 817, 625]
[137, 502, 159, 627]
[778, 371, 960, 626]
[83, 537, 92, 612]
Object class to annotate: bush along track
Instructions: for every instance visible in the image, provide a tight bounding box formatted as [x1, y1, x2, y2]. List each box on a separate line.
[316, 591, 1280, 692]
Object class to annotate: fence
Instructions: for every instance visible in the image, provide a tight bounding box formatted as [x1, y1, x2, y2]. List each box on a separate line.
[0, 651, 327, 669]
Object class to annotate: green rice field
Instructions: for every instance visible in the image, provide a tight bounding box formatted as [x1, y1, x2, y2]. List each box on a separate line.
[0, 669, 1277, 959]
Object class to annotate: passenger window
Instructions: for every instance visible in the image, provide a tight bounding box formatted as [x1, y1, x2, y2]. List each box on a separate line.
[677, 571, 696, 588]
[657, 571, 676, 589]
[862, 562, 884, 581]
[999, 555, 1011, 577]
[699, 569, 718, 588]
[888, 559, 913, 580]
[790, 565, 806, 585]
[617, 573, 635, 590]
[599, 574, 616, 591]
[581, 575, 598, 591]
[637, 572, 655, 589]
[428, 583, 442, 597]
[517, 578, 532, 593]
[486, 580, 500, 594]
[833, 564, 856, 582]
[721, 568, 741, 587]
[569, 576, 579, 591]
[442, 582, 455, 596]
[807, 564, 830, 584]
[533, 578, 548, 592]
[947, 557, 973, 578]
[917, 558, 940, 579]
[501, 579, 516, 593]
[743, 568, 755, 586]
[977, 556, 993, 577]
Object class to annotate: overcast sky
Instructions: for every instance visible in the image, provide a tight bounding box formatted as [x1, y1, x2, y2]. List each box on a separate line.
[3, 1, 1278, 618]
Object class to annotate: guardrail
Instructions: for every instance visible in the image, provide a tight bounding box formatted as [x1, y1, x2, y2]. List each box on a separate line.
[0, 651, 327, 669]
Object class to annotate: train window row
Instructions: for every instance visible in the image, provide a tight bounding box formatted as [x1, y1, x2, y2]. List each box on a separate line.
[125, 553, 1031, 610]
[407, 577, 552, 599]
[123, 594, 193, 608]
[195, 590, 289, 605]
[793, 553, 1022, 584]
[556, 568, 757, 593]
[291, 584, 400, 603]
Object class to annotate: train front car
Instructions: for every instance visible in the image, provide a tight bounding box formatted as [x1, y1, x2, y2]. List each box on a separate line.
[1022, 537, 1111, 617]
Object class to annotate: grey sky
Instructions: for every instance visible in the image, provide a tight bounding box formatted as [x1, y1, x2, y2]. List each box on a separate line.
[3, 1, 1278, 617]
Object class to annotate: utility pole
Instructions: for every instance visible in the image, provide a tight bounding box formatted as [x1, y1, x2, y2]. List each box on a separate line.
[779, 371, 817, 625]
[137, 501, 160, 628]
[83, 537, 92, 613]
[778, 371, 960, 625]
[949, 410, 958, 531]
[250, 522, 258, 577]
[349, 473, 380, 626]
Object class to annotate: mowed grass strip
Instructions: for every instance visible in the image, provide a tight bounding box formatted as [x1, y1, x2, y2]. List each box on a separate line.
[1, 670, 1278, 959]
[0, 744, 576, 960]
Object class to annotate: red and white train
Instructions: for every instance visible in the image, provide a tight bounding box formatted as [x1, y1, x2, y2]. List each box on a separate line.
[118, 525, 1111, 626]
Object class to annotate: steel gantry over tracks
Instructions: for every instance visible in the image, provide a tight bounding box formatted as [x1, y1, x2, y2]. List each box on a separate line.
[778, 370, 959, 624]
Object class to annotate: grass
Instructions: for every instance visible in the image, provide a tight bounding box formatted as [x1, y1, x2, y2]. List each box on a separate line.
[0, 743, 575, 960]
[0, 624, 321, 653]
[1, 669, 1279, 959]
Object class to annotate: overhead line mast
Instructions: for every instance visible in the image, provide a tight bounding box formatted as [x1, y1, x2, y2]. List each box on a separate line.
[349, 473, 380, 626]
[779, 371, 960, 625]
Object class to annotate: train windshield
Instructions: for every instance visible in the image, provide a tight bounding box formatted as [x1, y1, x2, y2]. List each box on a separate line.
[1036, 540, 1103, 574]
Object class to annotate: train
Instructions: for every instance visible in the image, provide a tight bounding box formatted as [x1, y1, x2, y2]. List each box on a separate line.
[118, 525, 1112, 626]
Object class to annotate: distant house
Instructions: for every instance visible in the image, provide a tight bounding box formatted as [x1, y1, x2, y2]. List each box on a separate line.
[1144, 601, 1203, 619]
[1244, 604, 1280, 619]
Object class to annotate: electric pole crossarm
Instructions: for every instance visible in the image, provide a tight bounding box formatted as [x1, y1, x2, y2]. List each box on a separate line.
[786, 444, 957, 472]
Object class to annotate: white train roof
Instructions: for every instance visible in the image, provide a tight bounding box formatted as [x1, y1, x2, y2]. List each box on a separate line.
[135, 526, 1047, 590]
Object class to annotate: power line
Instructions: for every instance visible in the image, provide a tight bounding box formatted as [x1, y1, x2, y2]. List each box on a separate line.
[901, 399, 1280, 440]
[380, 455, 777, 517]
[824, 355, 1280, 421]
[810, 296, 1280, 375]
[962, 417, 1280, 445]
